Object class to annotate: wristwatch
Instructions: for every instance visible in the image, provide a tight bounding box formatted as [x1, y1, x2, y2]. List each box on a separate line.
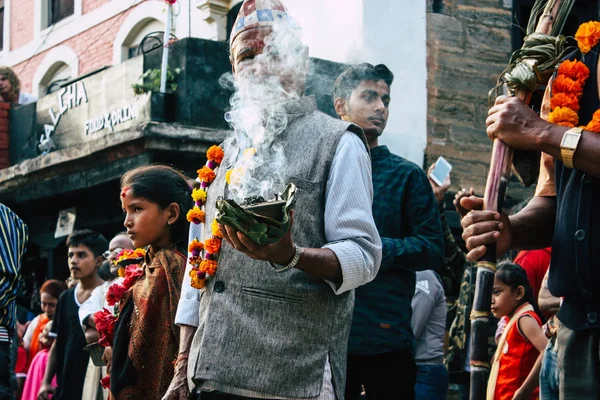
[560, 127, 583, 169]
[269, 243, 302, 273]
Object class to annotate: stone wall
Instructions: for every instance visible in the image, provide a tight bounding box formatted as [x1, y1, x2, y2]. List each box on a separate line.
[426, 0, 535, 205]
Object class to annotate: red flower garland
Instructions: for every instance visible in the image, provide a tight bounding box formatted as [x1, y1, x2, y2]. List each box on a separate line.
[94, 308, 116, 347]
[93, 264, 143, 346]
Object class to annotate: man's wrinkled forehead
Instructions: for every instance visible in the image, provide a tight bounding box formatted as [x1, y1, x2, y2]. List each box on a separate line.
[231, 27, 272, 59]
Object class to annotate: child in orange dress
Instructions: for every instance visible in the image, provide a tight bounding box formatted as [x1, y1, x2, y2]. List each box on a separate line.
[487, 263, 548, 400]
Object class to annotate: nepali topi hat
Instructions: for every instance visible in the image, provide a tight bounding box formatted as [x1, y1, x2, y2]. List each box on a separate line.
[230, 0, 301, 45]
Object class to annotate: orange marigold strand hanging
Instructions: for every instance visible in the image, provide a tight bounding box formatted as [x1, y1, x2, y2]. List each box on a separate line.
[187, 145, 226, 289]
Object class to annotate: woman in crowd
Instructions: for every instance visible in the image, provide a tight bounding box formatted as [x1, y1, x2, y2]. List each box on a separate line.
[108, 165, 190, 399]
[23, 280, 67, 367]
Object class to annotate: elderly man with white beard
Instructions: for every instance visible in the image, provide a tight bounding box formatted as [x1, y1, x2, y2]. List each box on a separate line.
[162, 1, 382, 400]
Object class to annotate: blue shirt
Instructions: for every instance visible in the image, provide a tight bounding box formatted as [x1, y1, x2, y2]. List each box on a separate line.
[348, 145, 444, 355]
[0, 204, 28, 331]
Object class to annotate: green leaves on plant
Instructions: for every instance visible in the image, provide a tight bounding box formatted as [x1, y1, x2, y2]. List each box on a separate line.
[131, 66, 181, 95]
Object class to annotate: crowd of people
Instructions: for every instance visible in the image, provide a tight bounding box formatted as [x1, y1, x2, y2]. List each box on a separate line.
[1, 1, 599, 399]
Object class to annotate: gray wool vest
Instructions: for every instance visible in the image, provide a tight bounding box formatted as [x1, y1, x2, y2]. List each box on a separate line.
[188, 96, 366, 399]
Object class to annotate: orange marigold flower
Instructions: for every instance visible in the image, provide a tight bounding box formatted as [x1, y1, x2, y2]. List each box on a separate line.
[211, 219, 223, 239]
[205, 238, 222, 254]
[206, 145, 225, 165]
[200, 259, 218, 276]
[197, 166, 216, 183]
[186, 207, 206, 225]
[550, 92, 580, 112]
[575, 21, 600, 54]
[117, 267, 125, 278]
[548, 107, 578, 128]
[557, 59, 590, 82]
[188, 239, 204, 254]
[189, 268, 206, 289]
[585, 110, 600, 133]
[552, 75, 584, 96]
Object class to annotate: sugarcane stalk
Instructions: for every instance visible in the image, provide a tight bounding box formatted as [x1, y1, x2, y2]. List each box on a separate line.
[468, 1, 571, 398]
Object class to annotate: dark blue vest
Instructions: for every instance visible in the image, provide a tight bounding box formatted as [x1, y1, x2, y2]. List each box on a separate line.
[550, 43, 600, 330]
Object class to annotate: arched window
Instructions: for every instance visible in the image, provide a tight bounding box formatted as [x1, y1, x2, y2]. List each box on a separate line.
[112, 1, 166, 65]
[32, 45, 79, 98]
[124, 19, 165, 59]
[40, 62, 72, 95]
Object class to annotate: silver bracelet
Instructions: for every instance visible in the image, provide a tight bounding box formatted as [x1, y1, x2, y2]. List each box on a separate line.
[269, 243, 302, 272]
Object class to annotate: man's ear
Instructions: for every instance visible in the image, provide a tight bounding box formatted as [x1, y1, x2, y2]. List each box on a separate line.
[167, 202, 181, 226]
[334, 98, 347, 120]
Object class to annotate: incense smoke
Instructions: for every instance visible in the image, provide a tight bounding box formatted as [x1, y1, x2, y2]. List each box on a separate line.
[220, 18, 307, 204]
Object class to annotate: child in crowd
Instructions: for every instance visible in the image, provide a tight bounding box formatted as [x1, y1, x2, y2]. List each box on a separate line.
[487, 263, 548, 400]
[37, 230, 108, 400]
[109, 165, 190, 399]
[21, 321, 56, 400]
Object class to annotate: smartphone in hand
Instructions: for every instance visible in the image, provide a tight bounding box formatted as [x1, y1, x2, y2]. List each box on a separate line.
[430, 156, 452, 186]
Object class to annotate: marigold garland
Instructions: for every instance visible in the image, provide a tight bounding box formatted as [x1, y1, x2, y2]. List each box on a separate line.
[547, 21, 600, 134]
[187, 146, 225, 289]
[186, 146, 257, 289]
